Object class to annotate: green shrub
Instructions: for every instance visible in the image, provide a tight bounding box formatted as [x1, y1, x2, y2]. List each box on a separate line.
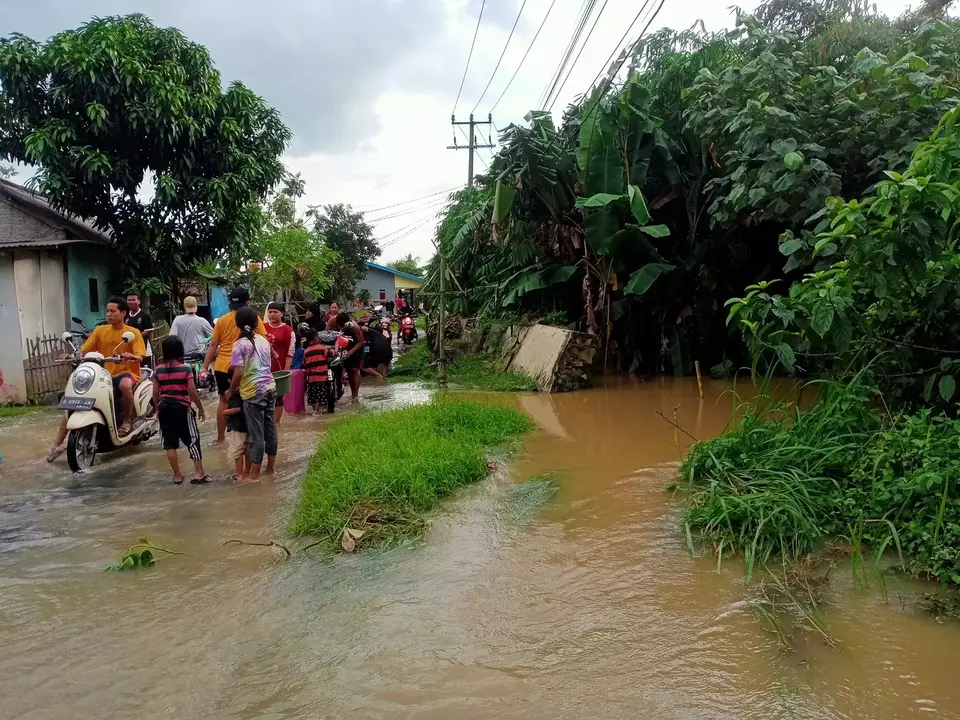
[683, 376, 960, 584]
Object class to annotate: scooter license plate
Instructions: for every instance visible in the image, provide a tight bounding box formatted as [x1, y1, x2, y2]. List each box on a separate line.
[59, 396, 95, 411]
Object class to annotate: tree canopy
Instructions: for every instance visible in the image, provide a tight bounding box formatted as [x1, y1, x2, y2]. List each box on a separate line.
[387, 253, 423, 277]
[307, 203, 379, 300]
[0, 14, 290, 293]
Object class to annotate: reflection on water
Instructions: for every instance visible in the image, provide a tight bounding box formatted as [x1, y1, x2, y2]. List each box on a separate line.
[1, 377, 959, 719]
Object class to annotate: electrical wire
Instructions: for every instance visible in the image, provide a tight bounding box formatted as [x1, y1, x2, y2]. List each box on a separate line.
[379, 216, 437, 250]
[377, 205, 450, 243]
[359, 187, 458, 215]
[537, 0, 595, 110]
[547, 0, 612, 110]
[488, 0, 557, 114]
[470, 0, 528, 115]
[532, 0, 666, 162]
[453, 0, 487, 115]
[456, 125, 491, 171]
[368, 195, 452, 224]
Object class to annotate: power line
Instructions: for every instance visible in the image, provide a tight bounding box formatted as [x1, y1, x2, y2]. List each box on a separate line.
[533, 0, 667, 163]
[470, 0, 528, 115]
[360, 187, 458, 215]
[368, 195, 451, 223]
[453, 0, 487, 115]
[377, 206, 449, 243]
[547, 0, 613, 110]
[537, 0, 595, 110]
[380, 216, 436, 250]
[489, 0, 558, 114]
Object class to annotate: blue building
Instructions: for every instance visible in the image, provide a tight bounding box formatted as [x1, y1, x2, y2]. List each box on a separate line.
[355, 261, 423, 303]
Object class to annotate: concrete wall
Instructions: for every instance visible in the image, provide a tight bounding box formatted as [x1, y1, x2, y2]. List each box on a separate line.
[67, 244, 112, 329]
[0, 253, 26, 402]
[13, 250, 66, 359]
[356, 266, 395, 302]
[494, 323, 598, 392]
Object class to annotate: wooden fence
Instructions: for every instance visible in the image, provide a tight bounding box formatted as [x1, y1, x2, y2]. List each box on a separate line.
[23, 334, 72, 401]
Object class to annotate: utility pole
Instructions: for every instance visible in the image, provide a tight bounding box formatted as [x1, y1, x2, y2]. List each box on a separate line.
[438, 250, 447, 385]
[447, 113, 495, 187]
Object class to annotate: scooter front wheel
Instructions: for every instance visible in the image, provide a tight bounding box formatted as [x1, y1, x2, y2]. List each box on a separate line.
[67, 426, 97, 472]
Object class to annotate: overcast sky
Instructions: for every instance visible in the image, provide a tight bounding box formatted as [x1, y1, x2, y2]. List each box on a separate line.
[3, 0, 917, 267]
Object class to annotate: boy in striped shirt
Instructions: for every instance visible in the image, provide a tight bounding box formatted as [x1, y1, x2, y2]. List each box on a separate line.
[154, 335, 210, 484]
[303, 328, 333, 414]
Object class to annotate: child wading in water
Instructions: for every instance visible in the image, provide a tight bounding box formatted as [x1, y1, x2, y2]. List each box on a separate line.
[302, 328, 333, 414]
[154, 335, 210, 484]
[228, 307, 278, 483]
[224, 375, 251, 482]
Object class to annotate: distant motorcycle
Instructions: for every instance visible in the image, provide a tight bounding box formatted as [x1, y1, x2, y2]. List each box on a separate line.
[399, 314, 418, 345]
[184, 336, 216, 394]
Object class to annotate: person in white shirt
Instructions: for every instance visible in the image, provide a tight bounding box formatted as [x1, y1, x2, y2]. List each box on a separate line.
[169, 296, 213, 358]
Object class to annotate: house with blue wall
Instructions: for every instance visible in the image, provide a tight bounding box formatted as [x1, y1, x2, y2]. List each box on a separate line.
[356, 261, 423, 302]
[0, 179, 113, 402]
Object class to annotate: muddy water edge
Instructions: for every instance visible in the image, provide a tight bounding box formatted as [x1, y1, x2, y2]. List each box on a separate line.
[1, 378, 958, 719]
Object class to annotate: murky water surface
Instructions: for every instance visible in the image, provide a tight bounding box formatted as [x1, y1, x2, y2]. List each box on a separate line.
[2, 377, 959, 719]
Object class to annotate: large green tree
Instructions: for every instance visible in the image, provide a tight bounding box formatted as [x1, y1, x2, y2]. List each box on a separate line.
[0, 14, 290, 294]
[307, 203, 378, 300]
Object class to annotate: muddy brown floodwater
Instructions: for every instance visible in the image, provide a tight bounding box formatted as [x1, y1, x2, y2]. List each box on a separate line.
[2, 377, 960, 719]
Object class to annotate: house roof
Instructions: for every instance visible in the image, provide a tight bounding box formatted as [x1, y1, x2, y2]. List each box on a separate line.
[0, 178, 112, 249]
[364, 260, 424, 282]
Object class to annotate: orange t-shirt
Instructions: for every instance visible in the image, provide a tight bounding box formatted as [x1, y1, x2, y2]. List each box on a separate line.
[210, 310, 267, 373]
[81, 324, 146, 380]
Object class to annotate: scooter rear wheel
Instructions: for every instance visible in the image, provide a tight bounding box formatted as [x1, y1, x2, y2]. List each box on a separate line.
[67, 426, 97, 472]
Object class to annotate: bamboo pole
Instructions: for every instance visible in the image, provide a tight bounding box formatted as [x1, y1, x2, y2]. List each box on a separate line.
[694, 360, 704, 399]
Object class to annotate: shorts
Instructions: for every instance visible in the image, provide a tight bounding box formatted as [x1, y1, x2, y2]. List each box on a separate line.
[215, 370, 231, 396]
[307, 380, 330, 408]
[112, 373, 135, 391]
[343, 350, 363, 370]
[158, 401, 202, 461]
[226, 430, 248, 460]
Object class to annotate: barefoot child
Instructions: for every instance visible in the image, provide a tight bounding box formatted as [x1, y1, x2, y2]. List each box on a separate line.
[154, 335, 210, 484]
[302, 328, 333, 414]
[224, 384, 251, 482]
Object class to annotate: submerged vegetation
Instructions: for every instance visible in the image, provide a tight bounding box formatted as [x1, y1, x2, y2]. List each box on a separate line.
[390, 343, 536, 392]
[292, 397, 534, 549]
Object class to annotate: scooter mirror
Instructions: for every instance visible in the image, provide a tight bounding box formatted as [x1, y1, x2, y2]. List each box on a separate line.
[121, 331, 135, 343]
[71, 316, 83, 324]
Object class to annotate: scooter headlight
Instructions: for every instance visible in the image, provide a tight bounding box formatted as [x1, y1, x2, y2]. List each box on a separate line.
[72, 366, 96, 394]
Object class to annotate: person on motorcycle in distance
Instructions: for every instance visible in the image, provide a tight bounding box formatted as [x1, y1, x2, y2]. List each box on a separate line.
[77, 297, 146, 436]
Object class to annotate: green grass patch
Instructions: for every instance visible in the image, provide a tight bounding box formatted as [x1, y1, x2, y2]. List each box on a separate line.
[390, 343, 536, 392]
[0, 404, 52, 419]
[681, 374, 960, 585]
[292, 396, 535, 549]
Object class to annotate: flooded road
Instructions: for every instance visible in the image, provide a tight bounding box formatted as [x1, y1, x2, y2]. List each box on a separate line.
[2, 378, 959, 719]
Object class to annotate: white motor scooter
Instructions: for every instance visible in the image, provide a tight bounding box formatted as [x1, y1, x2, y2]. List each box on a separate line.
[58, 331, 158, 472]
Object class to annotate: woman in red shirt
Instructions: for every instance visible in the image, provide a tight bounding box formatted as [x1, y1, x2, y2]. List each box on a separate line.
[264, 302, 294, 424]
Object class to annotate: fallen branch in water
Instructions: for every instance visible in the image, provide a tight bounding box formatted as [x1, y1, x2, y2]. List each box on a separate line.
[656, 410, 699, 442]
[221, 539, 291, 557]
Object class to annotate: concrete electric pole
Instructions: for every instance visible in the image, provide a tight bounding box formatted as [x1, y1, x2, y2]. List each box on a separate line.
[447, 113, 495, 188]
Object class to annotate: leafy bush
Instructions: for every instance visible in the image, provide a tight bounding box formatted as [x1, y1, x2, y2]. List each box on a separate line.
[683, 378, 960, 584]
[292, 397, 534, 546]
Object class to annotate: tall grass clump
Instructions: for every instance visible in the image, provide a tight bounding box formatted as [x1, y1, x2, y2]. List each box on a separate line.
[292, 397, 534, 548]
[682, 378, 878, 578]
[683, 374, 960, 585]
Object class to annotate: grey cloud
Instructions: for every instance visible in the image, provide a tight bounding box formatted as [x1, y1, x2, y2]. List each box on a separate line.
[1, 0, 447, 155]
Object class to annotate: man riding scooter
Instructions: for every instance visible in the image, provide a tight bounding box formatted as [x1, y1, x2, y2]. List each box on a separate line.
[79, 297, 147, 436]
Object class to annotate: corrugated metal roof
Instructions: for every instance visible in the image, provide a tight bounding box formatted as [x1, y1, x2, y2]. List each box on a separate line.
[0, 178, 111, 249]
